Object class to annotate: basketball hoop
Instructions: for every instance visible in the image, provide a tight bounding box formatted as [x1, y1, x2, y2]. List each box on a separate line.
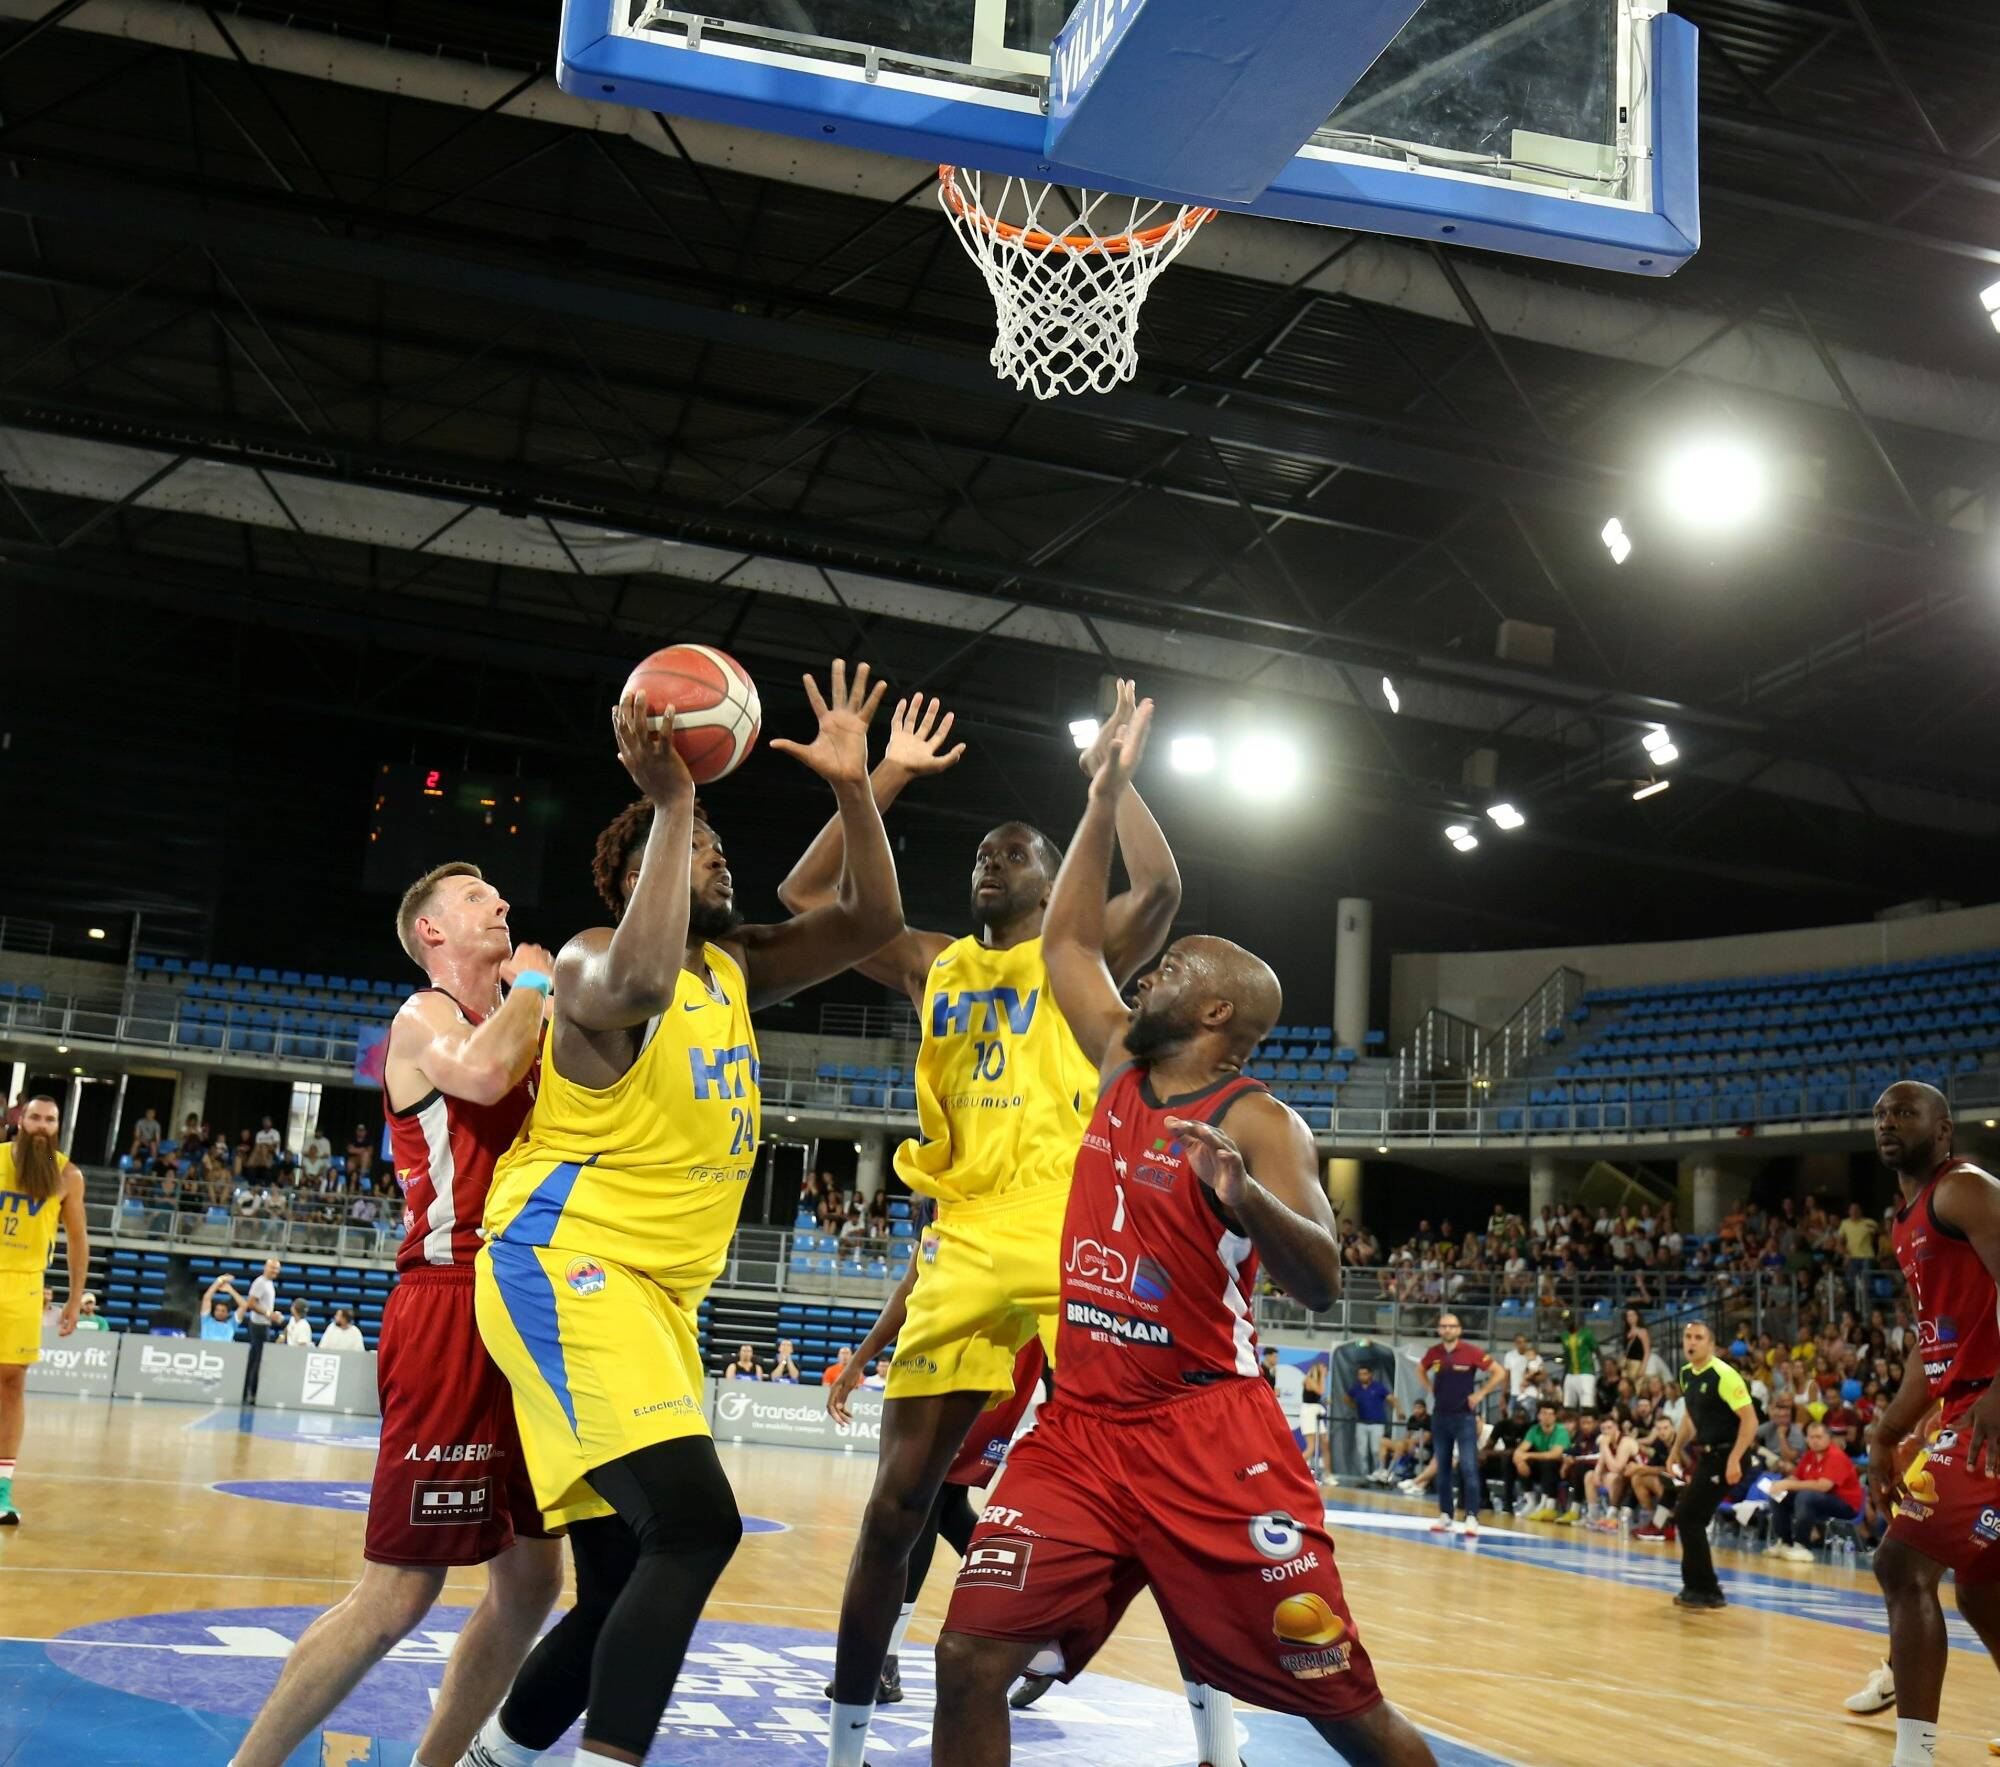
[938, 167, 1215, 401]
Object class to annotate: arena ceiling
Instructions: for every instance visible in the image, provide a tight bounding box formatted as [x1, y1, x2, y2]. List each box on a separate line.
[5, 0, 2000, 962]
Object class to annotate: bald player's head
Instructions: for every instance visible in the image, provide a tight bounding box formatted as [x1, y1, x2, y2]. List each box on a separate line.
[1123, 935, 1281, 1065]
[1875, 1079, 1952, 1178]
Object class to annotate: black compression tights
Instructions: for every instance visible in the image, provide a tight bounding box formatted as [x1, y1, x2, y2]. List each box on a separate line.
[903, 1480, 980, 1605]
[499, 1436, 742, 1758]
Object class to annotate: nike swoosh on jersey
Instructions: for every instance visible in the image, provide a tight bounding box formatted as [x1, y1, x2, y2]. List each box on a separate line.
[682, 1000, 704, 1012]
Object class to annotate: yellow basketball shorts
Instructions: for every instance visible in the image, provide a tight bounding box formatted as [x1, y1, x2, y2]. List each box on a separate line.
[474, 1240, 709, 1529]
[0, 1272, 41, 1365]
[887, 1182, 1066, 1405]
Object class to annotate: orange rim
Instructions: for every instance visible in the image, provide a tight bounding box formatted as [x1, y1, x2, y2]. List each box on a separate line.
[939, 165, 1214, 256]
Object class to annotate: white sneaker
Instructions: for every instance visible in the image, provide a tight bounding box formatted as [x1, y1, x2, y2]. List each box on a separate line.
[1460, 1516, 1480, 1537]
[1398, 1479, 1421, 1495]
[1843, 1660, 1895, 1714]
[1429, 1517, 1451, 1532]
[1784, 1542, 1815, 1563]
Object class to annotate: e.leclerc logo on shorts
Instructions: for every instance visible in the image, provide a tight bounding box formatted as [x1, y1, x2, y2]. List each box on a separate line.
[565, 1257, 607, 1296]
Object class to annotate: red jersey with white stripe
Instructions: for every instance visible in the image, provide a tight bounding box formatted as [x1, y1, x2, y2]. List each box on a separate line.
[386, 988, 537, 1274]
[1892, 1155, 2000, 1406]
[1055, 1064, 1267, 1408]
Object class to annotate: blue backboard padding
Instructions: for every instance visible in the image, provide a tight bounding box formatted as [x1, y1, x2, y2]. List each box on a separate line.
[558, 0, 1698, 276]
[1045, 0, 1428, 204]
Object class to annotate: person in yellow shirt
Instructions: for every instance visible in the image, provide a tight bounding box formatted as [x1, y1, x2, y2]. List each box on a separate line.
[0, 1094, 89, 1525]
[468, 660, 905, 1767]
[777, 682, 1180, 1762]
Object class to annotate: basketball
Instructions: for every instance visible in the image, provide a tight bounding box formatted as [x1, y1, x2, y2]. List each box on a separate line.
[621, 643, 761, 784]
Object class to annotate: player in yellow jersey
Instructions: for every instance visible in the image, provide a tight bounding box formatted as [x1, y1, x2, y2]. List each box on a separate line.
[0, 1094, 90, 1525]
[777, 682, 1180, 1763]
[466, 659, 904, 1767]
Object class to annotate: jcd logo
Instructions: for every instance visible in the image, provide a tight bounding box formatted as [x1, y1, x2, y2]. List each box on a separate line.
[1919, 1316, 1960, 1347]
[1066, 1238, 1128, 1284]
[931, 986, 1039, 1039]
[688, 1043, 757, 1100]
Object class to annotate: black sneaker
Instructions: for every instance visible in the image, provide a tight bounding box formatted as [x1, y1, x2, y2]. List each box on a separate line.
[1673, 1589, 1725, 1610]
[0, 1505, 18, 1527]
[821, 1659, 903, 1706]
[1009, 1671, 1056, 1710]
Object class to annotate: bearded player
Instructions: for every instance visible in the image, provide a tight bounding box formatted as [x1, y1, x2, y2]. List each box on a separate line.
[0, 1095, 88, 1526]
[777, 683, 1188, 1767]
[231, 866, 559, 1767]
[468, 661, 903, 1767]
[1842, 1081, 2000, 1767]
[933, 702, 1435, 1767]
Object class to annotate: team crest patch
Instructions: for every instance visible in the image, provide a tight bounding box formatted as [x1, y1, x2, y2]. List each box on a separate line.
[565, 1257, 607, 1296]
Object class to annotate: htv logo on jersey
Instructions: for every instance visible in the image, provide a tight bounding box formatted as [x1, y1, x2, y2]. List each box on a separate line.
[688, 1044, 758, 1100]
[931, 986, 1039, 1038]
[0, 1192, 48, 1218]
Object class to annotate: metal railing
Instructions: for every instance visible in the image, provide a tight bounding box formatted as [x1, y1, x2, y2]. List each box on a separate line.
[1396, 1007, 1483, 1096]
[1482, 965, 1586, 1081]
[817, 1001, 921, 1046]
[0, 917, 54, 955]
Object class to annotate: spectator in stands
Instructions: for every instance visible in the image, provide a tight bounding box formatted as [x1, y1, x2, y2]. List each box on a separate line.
[300, 1124, 332, 1185]
[1629, 1416, 1680, 1535]
[1584, 1418, 1645, 1528]
[822, 1345, 854, 1387]
[200, 1140, 233, 1209]
[1481, 1409, 1531, 1515]
[249, 1115, 280, 1180]
[1621, 1306, 1652, 1382]
[1755, 1398, 1806, 1472]
[199, 1273, 241, 1341]
[283, 1298, 315, 1346]
[726, 1344, 765, 1381]
[320, 1308, 365, 1353]
[1559, 1309, 1599, 1408]
[1501, 1333, 1540, 1412]
[1838, 1201, 1878, 1274]
[1386, 1400, 1432, 1490]
[74, 1291, 106, 1331]
[1515, 1401, 1570, 1519]
[129, 1107, 162, 1160]
[838, 1211, 868, 1246]
[1301, 1357, 1327, 1475]
[1348, 1365, 1397, 1483]
[348, 1192, 379, 1227]
[346, 1123, 373, 1183]
[176, 1114, 205, 1168]
[232, 1128, 254, 1176]
[1765, 1419, 1863, 1561]
[770, 1339, 802, 1384]
[861, 1360, 886, 1390]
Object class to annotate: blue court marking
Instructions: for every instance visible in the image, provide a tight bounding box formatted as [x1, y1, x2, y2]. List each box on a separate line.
[1325, 1501, 1985, 1652]
[24, 1609, 1515, 1766]
[187, 1409, 381, 1452]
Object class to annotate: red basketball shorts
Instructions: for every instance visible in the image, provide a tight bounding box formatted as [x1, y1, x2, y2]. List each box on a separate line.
[365, 1267, 554, 1566]
[1888, 1389, 2000, 1585]
[946, 1377, 1383, 1721]
[946, 1338, 1046, 1489]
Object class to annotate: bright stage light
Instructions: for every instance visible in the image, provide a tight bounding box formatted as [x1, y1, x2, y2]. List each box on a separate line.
[87, 927, 106, 940]
[1601, 517, 1632, 564]
[1382, 676, 1401, 714]
[1487, 803, 1525, 831]
[1632, 779, 1671, 801]
[1445, 824, 1479, 852]
[1641, 726, 1678, 767]
[1170, 734, 1217, 775]
[1229, 734, 1299, 799]
[1983, 281, 2000, 333]
[1661, 440, 1767, 529]
[1068, 717, 1100, 750]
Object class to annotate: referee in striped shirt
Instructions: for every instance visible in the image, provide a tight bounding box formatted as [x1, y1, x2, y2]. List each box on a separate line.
[1670, 1319, 1757, 1610]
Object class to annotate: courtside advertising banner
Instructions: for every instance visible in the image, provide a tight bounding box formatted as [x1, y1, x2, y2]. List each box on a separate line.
[255, 1344, 381, 1415]
[708, 1375, 885, 1452]
[112, 1336, 251, 1404]
[26, 1325, 118, 1395]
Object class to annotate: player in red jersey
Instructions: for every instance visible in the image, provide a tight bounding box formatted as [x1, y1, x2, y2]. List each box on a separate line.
[933, 703, 1434, 1767]
[1854, 1080, 2000, 1767]
[231, 863, 561, 1767]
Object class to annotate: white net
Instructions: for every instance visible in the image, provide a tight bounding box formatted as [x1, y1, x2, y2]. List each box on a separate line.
[938, 167, 1215, 401]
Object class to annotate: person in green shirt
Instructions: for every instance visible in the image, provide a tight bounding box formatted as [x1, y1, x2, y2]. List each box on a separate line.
[1670, 1318, 1757, 1611]
[1512, 1401, 1571, 1519]
[1560, 1310, 1599, 1409]
[72, 1291, 108, 1331]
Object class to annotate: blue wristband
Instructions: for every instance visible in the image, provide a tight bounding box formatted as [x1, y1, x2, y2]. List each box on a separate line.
[512, 969, 553, 996]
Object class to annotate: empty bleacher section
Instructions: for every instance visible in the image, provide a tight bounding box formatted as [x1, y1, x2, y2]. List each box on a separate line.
[134, 954, 403, 1061]
[1243, 1023, 1389, 1129]
[1515, 949, 2000, 1133]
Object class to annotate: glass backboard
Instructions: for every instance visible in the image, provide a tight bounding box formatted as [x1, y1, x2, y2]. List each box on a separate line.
[559, 0, 1698, 274]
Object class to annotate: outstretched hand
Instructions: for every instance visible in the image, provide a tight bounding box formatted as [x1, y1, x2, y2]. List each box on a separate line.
[884, 692, 966, 778]
[1086, 696, 1154, 804]
[1164, 1113, 1249, 1210]
[1078, 678, 1138, 778]
[613, 688, 694, 805]
[768, 659, 888, 787]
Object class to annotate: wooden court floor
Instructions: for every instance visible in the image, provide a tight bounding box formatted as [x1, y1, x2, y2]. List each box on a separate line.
[3, 1393, 1997, 1765]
